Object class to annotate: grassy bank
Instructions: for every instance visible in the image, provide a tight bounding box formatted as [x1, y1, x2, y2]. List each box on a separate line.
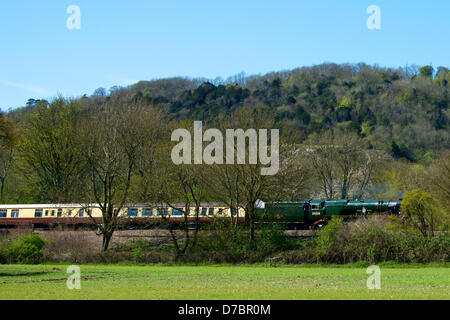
[0, 264, 448, 300]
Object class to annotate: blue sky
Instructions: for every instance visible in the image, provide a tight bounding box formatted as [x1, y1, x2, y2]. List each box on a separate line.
[1, 0, 449, 110]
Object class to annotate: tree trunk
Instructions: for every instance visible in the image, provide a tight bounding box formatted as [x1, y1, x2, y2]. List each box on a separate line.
[181, 208, 190, 254]
[102, 232, 113, 251]
[247, 202, 256, 242]
[0, 177, 5, 203]
[190, 206, 200, 250]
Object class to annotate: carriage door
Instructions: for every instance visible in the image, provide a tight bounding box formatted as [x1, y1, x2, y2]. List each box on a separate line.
[303, 201, 310, 224]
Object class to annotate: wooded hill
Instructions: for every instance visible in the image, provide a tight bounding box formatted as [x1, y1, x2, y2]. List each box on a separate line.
[13, 63, 449, 163]
[1, 63, 449, 205]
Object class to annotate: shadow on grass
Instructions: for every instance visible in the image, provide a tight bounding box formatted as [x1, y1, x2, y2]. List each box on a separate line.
[0, 271, 51, 277]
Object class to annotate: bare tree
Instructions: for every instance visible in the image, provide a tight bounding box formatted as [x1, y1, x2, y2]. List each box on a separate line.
[79, 96, 164, 251]
[205, 164, 243, 227]
[304, 129, 384, 199]
[205, 108, 312, 241]
[133, 119, 207, 259]
[160, 164, 206, 259]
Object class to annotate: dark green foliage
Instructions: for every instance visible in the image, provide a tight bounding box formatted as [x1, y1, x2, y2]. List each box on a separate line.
[6, 233, 48, 264]
[185, 223, 297, 263]
[391, 141, 415, 161]
[419, 65, 434, 78]
[256, 224, 296, 254]
[169, 82, 251, 119]
[0, 240, 9, 264]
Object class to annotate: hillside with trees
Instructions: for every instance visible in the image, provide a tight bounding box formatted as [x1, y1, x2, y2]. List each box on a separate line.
[0, 63, 448, 208]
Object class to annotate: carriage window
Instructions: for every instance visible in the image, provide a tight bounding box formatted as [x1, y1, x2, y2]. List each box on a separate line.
[79, 209, 84, 217]
[34, 210, 42, 218]
[172, 208, 183, 216]
[157, 208, 168, 216]
[51, 210, 55, 216]
[0, 210, 7, 218]
[142, 208, 153, 216]
[45, 210, 49, 216]
[231, 209, 237, 216]
[57, 209, 62, 217]
[201, 208, 207, 216]
[218, 208, 223, 215]
[127, 208, 138, 217]
[68, 210, 72, 217]
[208, 208, 214, 216]
[11, 210, 19, 218]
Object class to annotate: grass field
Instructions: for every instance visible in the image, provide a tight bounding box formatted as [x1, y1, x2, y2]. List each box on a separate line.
[0, 264, 448, 300]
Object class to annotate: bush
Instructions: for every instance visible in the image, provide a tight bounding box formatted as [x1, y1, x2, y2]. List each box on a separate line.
[256, 224, 298, 255]
[314, 217, 344, 262]
[2, 216, 447, 265]
[7, 233, 48, 264]
[310, 215, 449, 264]
[179, 221, 298, 263]
[191, 223, 253, 262]
[0, 240, 10, 264]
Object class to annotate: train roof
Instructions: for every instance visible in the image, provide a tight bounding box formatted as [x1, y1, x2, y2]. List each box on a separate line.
[0, 200, 400, 210]
[0, 202, 235, 210]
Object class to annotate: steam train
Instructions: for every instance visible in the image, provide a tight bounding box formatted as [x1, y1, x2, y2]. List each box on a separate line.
[256, 199, 402, 229]
[0, 199, 401, 230]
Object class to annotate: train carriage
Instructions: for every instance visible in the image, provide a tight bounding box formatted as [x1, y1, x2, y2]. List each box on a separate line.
[0, 199, 401, 229]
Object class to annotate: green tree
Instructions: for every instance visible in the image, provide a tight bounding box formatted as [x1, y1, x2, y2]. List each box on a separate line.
[401, 189, 441, 236]
[0, 115, 18, 202]
[426, 152, 450, 228]
[419, 65, 434, 78]
[17, 99, 84, 202]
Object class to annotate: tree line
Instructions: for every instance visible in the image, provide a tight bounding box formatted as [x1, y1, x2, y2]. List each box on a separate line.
[0, 63, 448, 251]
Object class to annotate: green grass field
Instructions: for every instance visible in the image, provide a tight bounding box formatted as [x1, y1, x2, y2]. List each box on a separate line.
[0, 264, 448, 300]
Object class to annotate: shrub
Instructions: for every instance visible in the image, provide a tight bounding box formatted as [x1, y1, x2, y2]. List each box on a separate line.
[191, 223, 252, 262]
[7, 233, 48, 264]
[180, 221, 297, 263]
[310, 215, 449, 264]
[0, 240, 10, 264]
[314, 217, 344, 263]
[128, 239, 153, 262]
[42, 230, 100, 263]
[256, 224, 297, 255]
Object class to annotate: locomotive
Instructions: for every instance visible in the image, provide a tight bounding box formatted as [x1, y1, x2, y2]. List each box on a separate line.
[256, 199, 402, 229]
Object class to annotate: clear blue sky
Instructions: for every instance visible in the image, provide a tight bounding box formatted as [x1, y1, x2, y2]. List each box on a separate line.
[1, 0, 449, 110]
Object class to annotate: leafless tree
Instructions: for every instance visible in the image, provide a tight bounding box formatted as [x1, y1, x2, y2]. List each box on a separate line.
[79, 96, 165, 251]
[205, 109, 312, 241]
[304, 129, 384, 199]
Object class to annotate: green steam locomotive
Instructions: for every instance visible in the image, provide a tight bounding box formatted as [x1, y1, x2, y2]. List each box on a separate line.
[255, 199, 402, 229]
